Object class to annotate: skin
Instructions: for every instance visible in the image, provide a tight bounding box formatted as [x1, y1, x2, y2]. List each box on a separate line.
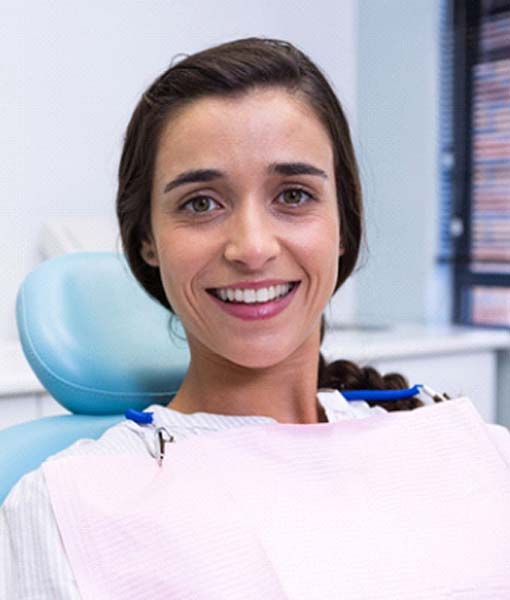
[142, 86, 343, 424]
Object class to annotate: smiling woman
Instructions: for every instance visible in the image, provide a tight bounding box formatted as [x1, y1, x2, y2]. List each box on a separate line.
[117, 37, 424, 420]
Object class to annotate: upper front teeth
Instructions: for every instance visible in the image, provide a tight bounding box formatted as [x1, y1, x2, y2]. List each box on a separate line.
[216, 283, 293, 303]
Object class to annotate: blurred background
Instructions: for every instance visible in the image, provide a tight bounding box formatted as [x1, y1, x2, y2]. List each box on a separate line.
[1, 0, 509, 428]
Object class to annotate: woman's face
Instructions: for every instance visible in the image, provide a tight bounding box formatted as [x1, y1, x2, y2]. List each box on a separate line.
[143, 87, 341, 368]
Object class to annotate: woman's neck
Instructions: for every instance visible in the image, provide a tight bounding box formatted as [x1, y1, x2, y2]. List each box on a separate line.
[167, 336, 324, 424]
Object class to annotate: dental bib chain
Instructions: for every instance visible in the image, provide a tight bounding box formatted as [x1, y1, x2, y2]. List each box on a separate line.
[155, 427, 174, 467]
[125, 409, 174, 467]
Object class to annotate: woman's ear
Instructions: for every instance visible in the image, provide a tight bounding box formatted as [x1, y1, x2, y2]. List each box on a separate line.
[140, 238, 159, 267]
[339, 241, 345, 257]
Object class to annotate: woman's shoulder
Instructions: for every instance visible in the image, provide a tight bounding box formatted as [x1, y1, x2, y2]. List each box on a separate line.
[0, 448, 84, 598]
[2, 418, 150, 510]
[0, 417, 155, 598]
[4, 401, 250, 507]
[48, 417, 152, 461]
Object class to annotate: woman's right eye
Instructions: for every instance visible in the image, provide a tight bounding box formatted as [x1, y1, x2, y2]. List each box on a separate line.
[180, 196, 220, 214]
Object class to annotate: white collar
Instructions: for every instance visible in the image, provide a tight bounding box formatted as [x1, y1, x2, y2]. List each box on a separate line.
[146, 388, 386, 429]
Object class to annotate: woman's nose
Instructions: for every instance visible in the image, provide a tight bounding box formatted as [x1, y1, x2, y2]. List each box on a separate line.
[223, 202, 280, 270]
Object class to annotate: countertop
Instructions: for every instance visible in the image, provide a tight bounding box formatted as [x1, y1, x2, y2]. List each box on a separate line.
[321, 323, 510, 362]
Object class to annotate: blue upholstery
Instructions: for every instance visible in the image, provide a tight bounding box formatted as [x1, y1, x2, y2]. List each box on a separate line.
[16, 252, 190, 414]
[0, 252, 190, 504]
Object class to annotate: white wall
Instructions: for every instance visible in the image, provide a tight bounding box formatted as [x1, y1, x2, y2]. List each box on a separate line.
[355, 0, 441, 325]
[0, 0, 358, 340]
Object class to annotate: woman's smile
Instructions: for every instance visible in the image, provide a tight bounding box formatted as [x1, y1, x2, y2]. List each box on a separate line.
[206, 280, 301, 320]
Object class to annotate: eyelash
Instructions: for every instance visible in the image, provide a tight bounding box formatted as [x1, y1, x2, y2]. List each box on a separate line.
[179, 187, 315, 215]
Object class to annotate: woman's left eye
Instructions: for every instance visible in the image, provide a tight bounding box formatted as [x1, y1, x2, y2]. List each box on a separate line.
[180, 196, 220, 214]
[277, 188, 314, 207]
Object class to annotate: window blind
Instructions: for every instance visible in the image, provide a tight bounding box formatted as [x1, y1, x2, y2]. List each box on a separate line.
[445, 0, 510, 328]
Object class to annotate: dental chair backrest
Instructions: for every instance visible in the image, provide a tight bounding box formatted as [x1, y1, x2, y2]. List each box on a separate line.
[0, 252, 190, 504]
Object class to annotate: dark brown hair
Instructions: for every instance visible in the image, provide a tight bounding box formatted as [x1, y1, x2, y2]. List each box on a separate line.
[116, 37, 425, 412]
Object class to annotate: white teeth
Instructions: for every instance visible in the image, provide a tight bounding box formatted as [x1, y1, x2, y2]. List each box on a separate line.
[256, 288, 269, 302]
[245, 289, 257, 303]
[214, 283, 295, 304]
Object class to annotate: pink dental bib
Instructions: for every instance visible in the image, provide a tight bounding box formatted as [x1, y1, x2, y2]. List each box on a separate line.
[43, 398, 510, 599]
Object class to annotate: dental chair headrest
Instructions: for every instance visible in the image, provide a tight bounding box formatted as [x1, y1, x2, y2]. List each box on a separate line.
[16, 252, 190, 415]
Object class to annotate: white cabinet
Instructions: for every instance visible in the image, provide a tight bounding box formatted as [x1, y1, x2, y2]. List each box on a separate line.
[372, 351, 495, 422]
[0, 394, 70, 430]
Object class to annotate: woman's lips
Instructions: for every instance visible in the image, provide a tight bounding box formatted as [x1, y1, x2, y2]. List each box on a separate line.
[206, 282, 300, 321]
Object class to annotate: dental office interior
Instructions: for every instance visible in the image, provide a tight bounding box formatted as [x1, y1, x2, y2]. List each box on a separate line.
[1, 0, 509, 436]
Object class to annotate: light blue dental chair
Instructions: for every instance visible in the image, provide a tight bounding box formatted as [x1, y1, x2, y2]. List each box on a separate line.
[0, 252, 190, 504]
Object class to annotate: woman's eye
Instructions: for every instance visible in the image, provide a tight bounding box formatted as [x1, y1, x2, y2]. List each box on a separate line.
[181, 196, 220, 214]
[278, 188, 314, 207]
[179, 188, 313, 215]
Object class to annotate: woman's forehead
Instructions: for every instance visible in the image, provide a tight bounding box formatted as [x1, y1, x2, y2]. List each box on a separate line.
[154, 88, 334, 181]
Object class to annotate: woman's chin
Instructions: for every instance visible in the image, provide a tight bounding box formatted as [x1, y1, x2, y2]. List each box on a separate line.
[216, 341, 300, 371]
[185, 324, 319, 371]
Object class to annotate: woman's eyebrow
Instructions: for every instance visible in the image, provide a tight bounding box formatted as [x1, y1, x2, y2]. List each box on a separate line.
[163, 162, 328, 194]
